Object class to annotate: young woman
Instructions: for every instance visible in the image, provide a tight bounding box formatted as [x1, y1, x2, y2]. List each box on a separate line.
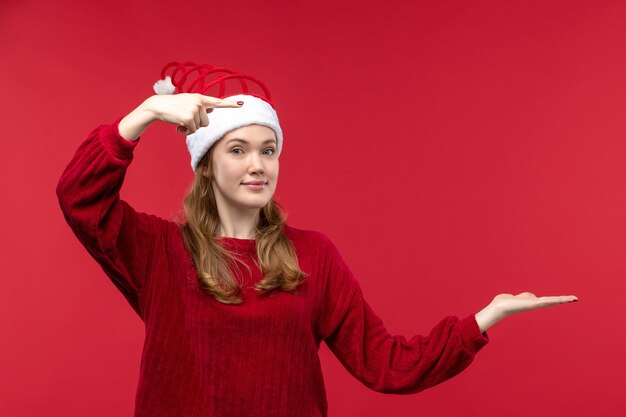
[56, 63, 578, 417]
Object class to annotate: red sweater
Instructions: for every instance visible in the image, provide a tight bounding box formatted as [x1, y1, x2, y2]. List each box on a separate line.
[56, 116, 490, 417]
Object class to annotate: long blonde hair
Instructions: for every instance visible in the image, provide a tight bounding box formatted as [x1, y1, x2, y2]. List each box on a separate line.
[175, 145, 308, 304]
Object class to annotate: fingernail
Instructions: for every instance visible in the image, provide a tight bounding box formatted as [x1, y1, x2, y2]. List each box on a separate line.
[237, 101, 244, 105]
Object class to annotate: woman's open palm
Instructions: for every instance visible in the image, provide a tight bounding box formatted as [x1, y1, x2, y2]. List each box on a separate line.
[494, 292, 578, 317]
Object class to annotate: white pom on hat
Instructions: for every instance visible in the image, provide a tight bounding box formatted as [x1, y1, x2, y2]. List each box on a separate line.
[152, 62, 283, 172]
[153, 75, 176, 95]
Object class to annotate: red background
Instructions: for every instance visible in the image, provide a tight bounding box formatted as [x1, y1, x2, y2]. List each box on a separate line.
[1, 0, 623, 415]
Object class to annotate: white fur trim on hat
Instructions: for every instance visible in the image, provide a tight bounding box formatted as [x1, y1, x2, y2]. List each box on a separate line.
[186, 94, 283, 172]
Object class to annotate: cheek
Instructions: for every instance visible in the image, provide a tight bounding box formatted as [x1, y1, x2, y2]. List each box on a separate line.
[214, 161, 236, 179]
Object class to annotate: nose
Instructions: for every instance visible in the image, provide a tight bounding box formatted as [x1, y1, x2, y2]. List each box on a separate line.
[248, 153, 265, 175]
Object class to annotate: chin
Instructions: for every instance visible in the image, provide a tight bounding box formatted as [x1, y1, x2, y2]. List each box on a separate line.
[237, 198, 272, 209]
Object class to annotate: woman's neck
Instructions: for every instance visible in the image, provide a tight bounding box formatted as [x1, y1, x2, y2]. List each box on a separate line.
[217, 211, 260, 239]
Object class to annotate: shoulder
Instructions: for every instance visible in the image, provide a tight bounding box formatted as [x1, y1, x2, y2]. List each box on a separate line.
[282, 223, 339, 256]
[282, 223, 321, 239]
[282, 223, 329, 242]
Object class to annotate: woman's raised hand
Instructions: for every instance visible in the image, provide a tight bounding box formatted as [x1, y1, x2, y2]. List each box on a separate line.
[147, 93, 243, 135]
[474, 292, 579, 333]
[118, 93, 244, 141]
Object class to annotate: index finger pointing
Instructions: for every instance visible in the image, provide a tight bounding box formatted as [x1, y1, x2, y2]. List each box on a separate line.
[201, 95, 244, 108]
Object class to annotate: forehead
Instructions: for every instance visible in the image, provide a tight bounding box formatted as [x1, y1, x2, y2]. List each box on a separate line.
[222, 124, 276, 141]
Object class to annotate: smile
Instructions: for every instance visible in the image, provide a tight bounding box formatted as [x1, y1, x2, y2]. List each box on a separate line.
[243, 183, 266, 190]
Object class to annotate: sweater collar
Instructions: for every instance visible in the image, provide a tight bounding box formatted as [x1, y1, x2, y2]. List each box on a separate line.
[216, 236, 256, 254]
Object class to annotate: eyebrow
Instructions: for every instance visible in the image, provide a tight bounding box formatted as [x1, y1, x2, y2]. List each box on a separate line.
[226, 138, 277, 145]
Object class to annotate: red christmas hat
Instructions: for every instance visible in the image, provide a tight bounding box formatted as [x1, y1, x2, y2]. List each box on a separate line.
[152, 61, 277, 109]
[152, 61, 283, 172]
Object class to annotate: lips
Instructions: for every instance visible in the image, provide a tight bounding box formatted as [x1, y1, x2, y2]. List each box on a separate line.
[242, 181, 267, 185]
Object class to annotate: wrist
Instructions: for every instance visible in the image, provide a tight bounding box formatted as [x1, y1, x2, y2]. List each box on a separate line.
[474, 303, 504, 333]
[139, 95, 160, 122]
[118, 98, 157, 141]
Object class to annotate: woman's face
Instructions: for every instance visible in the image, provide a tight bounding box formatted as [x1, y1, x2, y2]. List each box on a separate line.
[205, 124, 279, 212]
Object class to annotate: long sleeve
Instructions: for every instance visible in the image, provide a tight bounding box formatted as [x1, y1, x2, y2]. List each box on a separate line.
[55, 115, 171, 318]
[319, 234, 490, 395]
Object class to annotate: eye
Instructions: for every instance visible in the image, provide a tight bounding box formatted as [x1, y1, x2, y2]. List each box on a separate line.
[230, 147, 275, 156]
